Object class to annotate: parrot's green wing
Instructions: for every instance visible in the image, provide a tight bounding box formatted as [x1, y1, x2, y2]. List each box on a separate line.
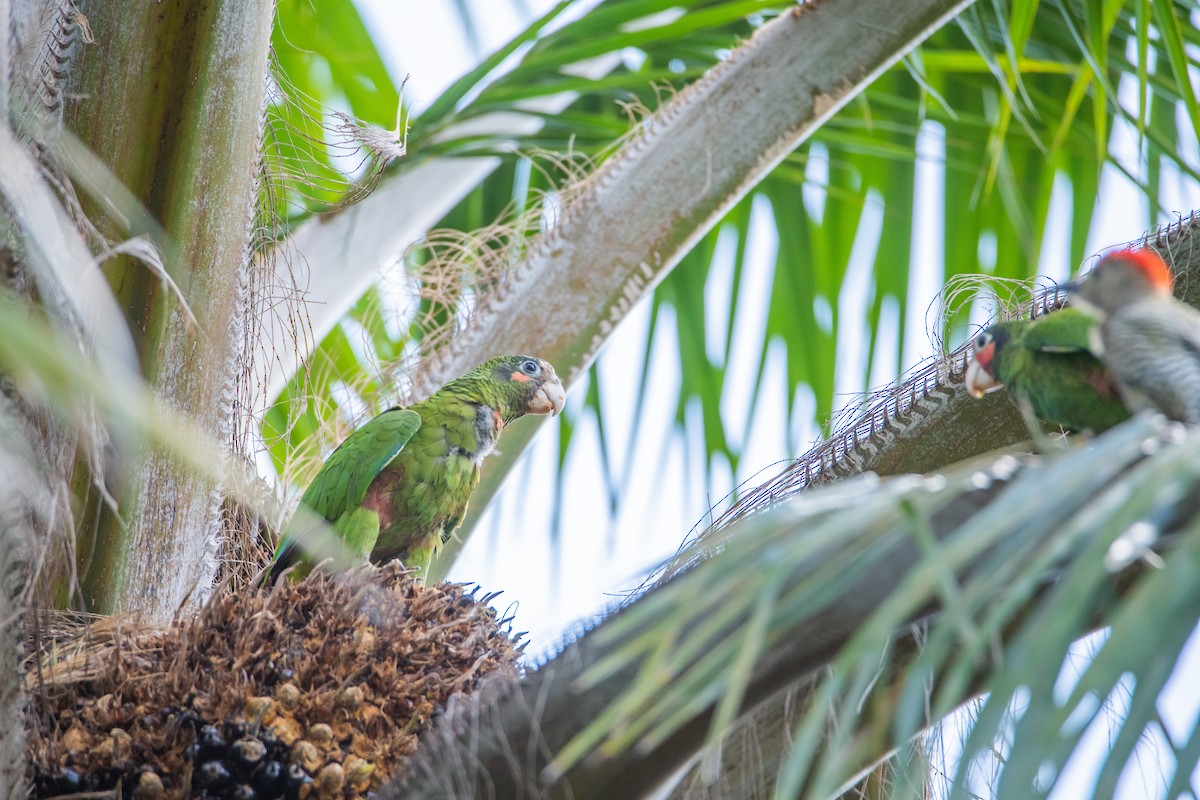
[267, 408, 421, 581]
[1021, 307, 1096, 353]
[300, 408, 422, 520]
[993, 307, 1130, 433]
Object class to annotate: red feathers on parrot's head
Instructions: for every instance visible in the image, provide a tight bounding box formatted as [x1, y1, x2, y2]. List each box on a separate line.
[971, 332, 996, 373]
[1106, 248, 1173, 293]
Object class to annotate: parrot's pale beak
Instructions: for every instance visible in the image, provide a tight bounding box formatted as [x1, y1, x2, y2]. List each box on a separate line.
[529, 376, 567, 416]
[964, 359, 1000, 399]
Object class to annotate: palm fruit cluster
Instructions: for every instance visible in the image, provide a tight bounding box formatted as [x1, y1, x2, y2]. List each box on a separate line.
[27, 564, 520, 799]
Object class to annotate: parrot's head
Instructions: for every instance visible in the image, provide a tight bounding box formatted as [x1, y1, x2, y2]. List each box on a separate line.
[965, 324, 1009, 398]
[1070, 248, 1173, 314]
[483, 354, 567, 420]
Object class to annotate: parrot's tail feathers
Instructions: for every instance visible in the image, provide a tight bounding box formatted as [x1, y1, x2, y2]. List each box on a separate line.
[264, 541, 300, 586]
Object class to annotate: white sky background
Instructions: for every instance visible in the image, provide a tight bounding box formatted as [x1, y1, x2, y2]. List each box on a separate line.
[355, 1, 1200, 796]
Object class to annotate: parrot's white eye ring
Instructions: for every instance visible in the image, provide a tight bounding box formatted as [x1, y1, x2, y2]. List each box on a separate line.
[974, 332, 991, 350]
[521, 359, 540, 375]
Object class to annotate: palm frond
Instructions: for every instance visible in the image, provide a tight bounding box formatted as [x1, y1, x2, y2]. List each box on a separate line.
[395, 412, 1200, 799]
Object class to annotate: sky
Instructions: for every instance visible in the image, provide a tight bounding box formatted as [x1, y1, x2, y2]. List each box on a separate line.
[352, 1, 1200, 796]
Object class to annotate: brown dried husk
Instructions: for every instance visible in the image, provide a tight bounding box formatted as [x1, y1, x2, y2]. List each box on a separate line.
[25, 564, 521, 799]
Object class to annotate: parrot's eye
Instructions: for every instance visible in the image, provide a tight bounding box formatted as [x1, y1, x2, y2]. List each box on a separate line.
[974, 332, 991, 350]
[521, 359, 540, 376]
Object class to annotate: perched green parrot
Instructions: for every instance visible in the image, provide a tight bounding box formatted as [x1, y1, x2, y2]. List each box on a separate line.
[268, 354, 566, 582]
[1068, 248, 1200, 423]
[965, 307, 1131, 433]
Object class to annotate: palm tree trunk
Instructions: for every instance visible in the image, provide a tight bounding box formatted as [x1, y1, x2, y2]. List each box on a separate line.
[58, 0, 273, 619]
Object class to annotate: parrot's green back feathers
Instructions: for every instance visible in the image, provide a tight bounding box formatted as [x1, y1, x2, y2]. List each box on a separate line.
[300, 409, 422, 520]
[1013, 307, 1094, 352]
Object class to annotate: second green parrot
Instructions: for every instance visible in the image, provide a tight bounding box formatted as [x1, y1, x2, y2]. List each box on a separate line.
[268, 354, 566, 582]
[965, 307, 1131, 433]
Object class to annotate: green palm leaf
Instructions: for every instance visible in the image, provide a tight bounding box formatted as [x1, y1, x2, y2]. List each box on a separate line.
[395, 413, 1200, 799]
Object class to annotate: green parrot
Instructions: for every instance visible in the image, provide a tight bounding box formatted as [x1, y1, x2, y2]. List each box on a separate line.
[268, 354, 566, 582]
[965, 307, 1131, 433]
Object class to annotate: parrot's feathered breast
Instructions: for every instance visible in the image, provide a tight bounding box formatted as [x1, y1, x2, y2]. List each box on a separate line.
[364, 398, 504, 567]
